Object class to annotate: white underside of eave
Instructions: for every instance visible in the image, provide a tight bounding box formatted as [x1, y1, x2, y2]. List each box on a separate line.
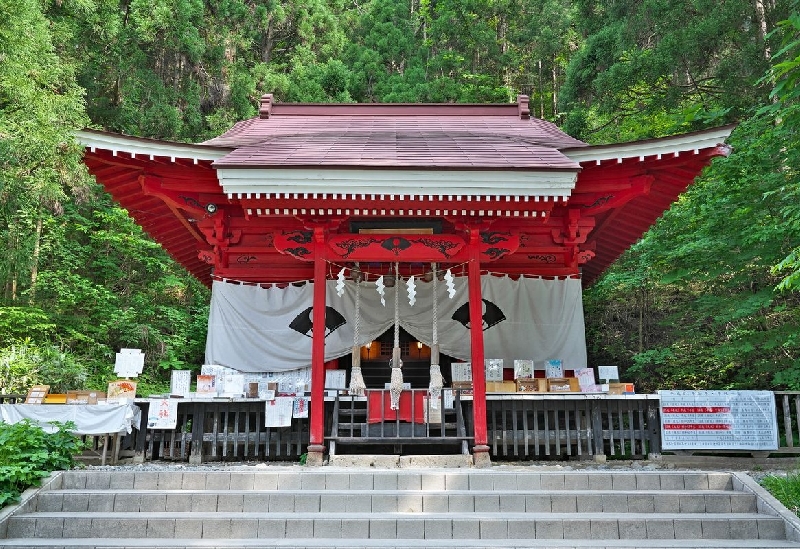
[562, 126, 734, 163]
[76, 130, 229, 162]
[216, 168, 579, 199]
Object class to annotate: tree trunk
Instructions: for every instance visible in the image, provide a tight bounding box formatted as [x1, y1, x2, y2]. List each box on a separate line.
[262, 16, 274, 63]
[754, 0, 771, 62]
[29, 215, 43, 303]
[638, 288, 644, 353]
[552, 61, 558, 120]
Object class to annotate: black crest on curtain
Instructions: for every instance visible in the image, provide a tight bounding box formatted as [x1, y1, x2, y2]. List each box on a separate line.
[289, 306, 347, 338]
[451, 299, 506, 331]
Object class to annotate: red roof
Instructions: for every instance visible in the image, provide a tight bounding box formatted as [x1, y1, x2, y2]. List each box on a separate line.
[78, 98, 733, 287]
[205, 99, 586, 170]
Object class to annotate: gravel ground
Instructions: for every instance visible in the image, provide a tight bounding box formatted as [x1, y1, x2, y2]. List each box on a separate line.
[80, 454, 800, 483]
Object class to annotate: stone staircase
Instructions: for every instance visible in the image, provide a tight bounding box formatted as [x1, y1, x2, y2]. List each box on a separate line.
[1, 466, 800, 548]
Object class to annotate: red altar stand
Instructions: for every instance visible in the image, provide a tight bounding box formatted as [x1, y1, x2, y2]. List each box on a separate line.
[367, 390, 427, 424]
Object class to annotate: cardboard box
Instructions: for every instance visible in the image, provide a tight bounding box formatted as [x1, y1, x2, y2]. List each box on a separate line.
[515, 378, 547, 393]
[546, 377, 580, 393]
[486, 381, 516, 393]
[607, 382, 635, 394]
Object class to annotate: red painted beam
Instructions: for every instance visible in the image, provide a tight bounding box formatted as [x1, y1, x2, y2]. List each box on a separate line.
[467, 228, 489, 454]
[309, 228, 327, 452]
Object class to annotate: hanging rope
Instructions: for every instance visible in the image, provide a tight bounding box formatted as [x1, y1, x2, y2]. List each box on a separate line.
[348, 266, 366, 397]
[428, 263, 444, 408]
[389, 262, 404, 410]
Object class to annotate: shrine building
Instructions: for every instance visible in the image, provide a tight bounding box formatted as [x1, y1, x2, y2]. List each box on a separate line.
[78, 95, 733, 465]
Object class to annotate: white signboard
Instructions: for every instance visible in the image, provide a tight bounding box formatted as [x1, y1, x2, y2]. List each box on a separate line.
[170, 370, 191, 397]
[484, 359, 504, 382]
[513, 360, 534, 379]
[597, 365, 619, 382]
[265, 397, 294, 427]
[114, 348, 144, 378]
[220, 374, 245, 397]
[325, 370, 347, 390]
[451, 362, 472, 382]
[659, 390, 778, 451]
[576, 368, 596, 390]
[147, 398, 179, 429]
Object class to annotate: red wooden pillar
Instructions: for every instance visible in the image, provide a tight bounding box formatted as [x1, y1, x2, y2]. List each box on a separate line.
[307, 226, 327, 466]
[467, 228, 491, 466]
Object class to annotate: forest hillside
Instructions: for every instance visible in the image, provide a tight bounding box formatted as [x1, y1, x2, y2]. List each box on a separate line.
[0, 0, 798, 393]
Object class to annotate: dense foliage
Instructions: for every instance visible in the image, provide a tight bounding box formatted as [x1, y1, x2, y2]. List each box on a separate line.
[0, 420, 85, 507]
[0, 0, 798, 392]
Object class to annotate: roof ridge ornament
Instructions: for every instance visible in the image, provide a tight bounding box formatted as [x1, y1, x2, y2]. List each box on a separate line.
[259, 94, 273, 119]
[517, 94, 530, 120]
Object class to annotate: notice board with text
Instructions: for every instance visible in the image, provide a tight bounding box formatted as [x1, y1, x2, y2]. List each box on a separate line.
[659, 390, 777, 451]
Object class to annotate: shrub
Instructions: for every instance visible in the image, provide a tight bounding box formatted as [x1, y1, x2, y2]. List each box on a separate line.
[0, 342, 88, 394]
[0, 420, 85, 507]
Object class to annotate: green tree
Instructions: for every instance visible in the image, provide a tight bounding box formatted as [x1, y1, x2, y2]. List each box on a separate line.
[561, 0, 787, 141]
[0, 0, 91, 303]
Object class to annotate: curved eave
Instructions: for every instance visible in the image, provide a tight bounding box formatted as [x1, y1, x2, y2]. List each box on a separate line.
[78, 131, 229, 286]
[572, 125, 735, 286]
[562, 125, 734, 164]
[77, 129, 231, 162]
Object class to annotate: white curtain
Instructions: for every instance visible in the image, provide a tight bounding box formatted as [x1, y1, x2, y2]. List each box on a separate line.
[205, 275, 587, 373]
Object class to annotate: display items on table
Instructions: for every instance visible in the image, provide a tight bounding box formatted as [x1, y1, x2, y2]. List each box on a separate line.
[220, 373, 245, 397]
[450, 362, 472, 383]
[170, 370, 192, 397]
[66, 390, 105, 404]
[607, 382, 635, 394]
[546, 377, 579, 393]
[484, 359, 504, 382]
[107, 380, 137, 402]
[544, 359, 564, 378]
[25, 385, 50, 404]
[195, 374, 216, 395]
[576, 368, 603, 392]
[513, 359, 534, 379]
[259, 381, 278, 400]
[597, 365, 620, 383]
[515, 378, 546, 392]
[325, 370, 347, 397]
[486, 380, 516, 393]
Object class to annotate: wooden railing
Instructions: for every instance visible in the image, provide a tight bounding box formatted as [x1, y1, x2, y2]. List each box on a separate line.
[773, 392, 800, 454]
[7, 391, 800, 463]
[484, 394, 661, 460]
[131, 400, 309, 463]
[326, 389, 471, 455]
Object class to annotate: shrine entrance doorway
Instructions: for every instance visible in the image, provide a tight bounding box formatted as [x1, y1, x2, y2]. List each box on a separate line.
[345, 327, 457, 390]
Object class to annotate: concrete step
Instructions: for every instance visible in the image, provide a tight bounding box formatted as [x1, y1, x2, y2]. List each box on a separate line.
[32, 489, 758, 514]
[1, 468, 798, 548]
[56, 470, 735, 492]
[2, 539, 800, 549]
[3, 511, 788, 540]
